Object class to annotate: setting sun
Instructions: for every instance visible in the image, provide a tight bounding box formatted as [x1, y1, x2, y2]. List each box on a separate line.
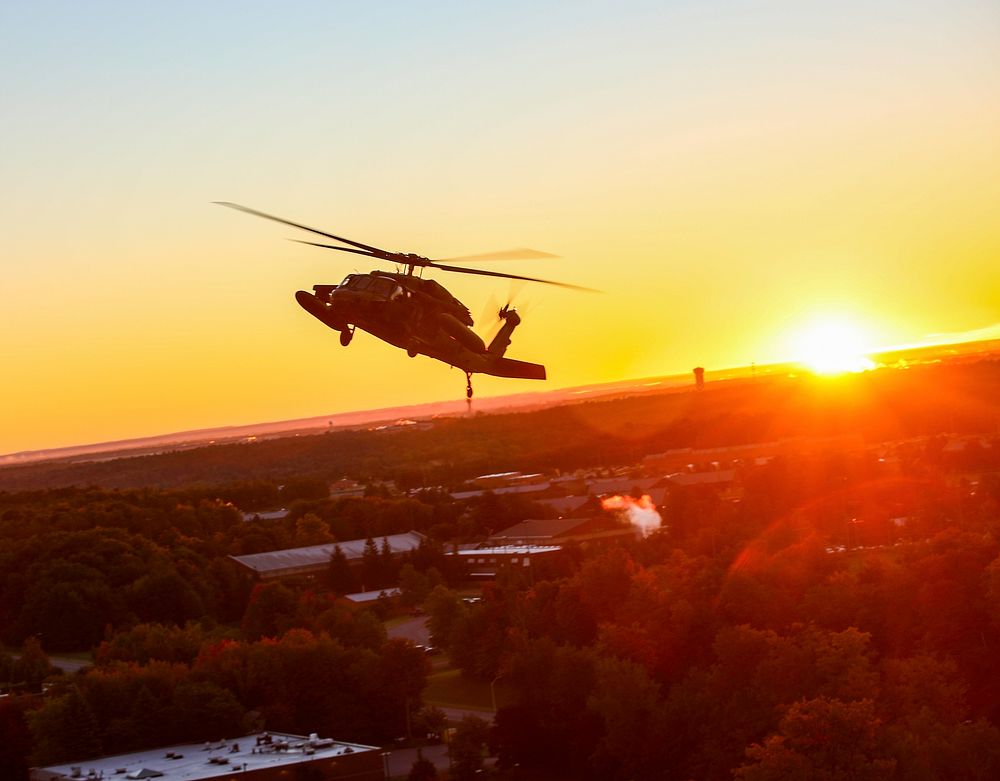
[791, 317, 877, 375]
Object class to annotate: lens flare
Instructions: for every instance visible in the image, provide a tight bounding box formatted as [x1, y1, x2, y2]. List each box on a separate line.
[791, 317, 876, 375]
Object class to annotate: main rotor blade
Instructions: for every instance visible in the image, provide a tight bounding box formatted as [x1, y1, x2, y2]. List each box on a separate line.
[433, 248, 559, 263]
[292, 240, 380, 259]
[429, 262, 598, 292]
[215, 202, 390, 257]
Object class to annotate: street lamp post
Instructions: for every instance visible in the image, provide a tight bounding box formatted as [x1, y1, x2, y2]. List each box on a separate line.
[490, 675, 502, 713]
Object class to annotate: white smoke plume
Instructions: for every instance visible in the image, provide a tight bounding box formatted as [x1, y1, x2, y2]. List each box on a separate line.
[601, 494, 663, 537]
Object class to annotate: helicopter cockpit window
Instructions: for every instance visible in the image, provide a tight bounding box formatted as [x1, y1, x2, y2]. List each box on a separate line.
[369, 277, 395, 297]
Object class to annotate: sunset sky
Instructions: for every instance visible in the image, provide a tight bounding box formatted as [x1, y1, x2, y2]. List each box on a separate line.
[2, 0, 998, 454]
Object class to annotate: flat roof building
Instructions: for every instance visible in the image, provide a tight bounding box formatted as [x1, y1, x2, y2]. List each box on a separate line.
[449, 545, 563, 579]
[489, 516, 636, 546]
[230, 531, 425, 580]
[31, 732, 383, 781]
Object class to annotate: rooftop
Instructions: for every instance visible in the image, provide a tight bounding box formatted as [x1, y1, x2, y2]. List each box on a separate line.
[664, 470, 736, 486]
[490, 517, 596, 540]
[32, 732, 378, 781]
[450, 481, 551, 500]
[344, 588, 402, 603]
[451, 545, 562, 556]
[230, 531, 425, 577]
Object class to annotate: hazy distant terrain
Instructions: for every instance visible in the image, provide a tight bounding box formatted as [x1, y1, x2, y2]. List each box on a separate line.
[2, 342, 997, 493]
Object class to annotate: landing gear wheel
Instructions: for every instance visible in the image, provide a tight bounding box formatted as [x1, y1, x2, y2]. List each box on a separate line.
[465, 373, 474, 399]
[340, 327, 353, 347]
[407, 344, 418, 358]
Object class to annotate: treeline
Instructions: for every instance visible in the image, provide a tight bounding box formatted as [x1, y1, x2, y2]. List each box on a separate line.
[418, 476, 1000, 777]
[0, 485, 540, 651]
[0, 486, 460, 778]
[7, 626, 429, 769]
[2, 440, 996, 654]
[3, 357, 1000, 492]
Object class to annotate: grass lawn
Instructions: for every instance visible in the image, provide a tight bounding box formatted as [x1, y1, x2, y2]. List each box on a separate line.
[49, 650, 94, 663]
[423, 667, 513, 711]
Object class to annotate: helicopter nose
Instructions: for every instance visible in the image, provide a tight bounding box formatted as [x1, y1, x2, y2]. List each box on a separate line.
[296, 290, 346, 332]
[295, 289, 329, 320]
[295, 290, 316, 309]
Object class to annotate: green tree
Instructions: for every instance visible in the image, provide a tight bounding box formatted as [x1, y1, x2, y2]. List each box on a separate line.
[170, 680, 245, 743]
[327, 544, 355, 594]
[398, 564, 430, 606]
[29, 686, 102, 765]
[588, 657, 672, 780]
[241, 582, 298, 639]
[13, 636, 55, 693]
[424, 586, 463, 647]
[295, 513, 334, 545]
[315, 604, 385, 649]
[0, 699, 32, 781]
[128, 569, 205, 626]
[380, 536, 399, 584]
[407, 748, 438, 781]
[375, 639, 430, 738]
[735, 698, 896, 781]
[361, 537, 382, 590]
[449, 715, 490, 781]
[414, 705, 447, 741]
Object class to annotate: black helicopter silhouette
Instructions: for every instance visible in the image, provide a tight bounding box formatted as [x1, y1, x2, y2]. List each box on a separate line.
[217, 202, 592, 398]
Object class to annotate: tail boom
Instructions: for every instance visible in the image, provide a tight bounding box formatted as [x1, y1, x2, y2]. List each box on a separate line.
[483, 357, 546, 380]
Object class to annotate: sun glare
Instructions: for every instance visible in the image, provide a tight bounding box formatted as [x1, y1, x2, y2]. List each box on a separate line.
[791, 317, 876, 375]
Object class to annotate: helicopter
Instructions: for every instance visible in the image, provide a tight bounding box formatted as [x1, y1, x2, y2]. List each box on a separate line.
[216, 202, 592, 398]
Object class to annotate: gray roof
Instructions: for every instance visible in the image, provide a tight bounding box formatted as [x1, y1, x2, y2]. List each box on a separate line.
[344, 588, 402, 603]
[33, 732, 378, 781]
[665, 470, 736, 486]
[450, 481, 552, 500]
[491, 517, 595, 540]
[585, 476, 662, 497]
[241, 508, 289, 522]
[453, 545, 561, 556]
[230, 531, 425, 577]
[534, 495, 592, 516]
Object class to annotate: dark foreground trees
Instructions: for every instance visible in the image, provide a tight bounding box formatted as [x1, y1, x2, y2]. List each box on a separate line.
[27, 628, 430, 766]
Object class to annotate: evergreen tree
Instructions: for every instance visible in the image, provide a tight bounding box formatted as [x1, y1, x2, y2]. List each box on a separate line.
[407, 748, 438, 781]
[448, 715, 490, 781]
[328, 544, 355, 594]
[29, 686, 102, 765]
[380, 537, 398, 585]
[361, 537, 381, 590]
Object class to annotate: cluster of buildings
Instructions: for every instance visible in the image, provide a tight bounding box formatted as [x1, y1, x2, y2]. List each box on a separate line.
[233, 436, 926, 588]
[231, 433, 964, 588]
[31, 733, 384, 781]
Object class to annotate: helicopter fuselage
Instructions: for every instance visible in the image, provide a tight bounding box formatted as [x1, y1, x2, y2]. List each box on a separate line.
[214, 201, 577, 396]
[295, 271, 546, 381]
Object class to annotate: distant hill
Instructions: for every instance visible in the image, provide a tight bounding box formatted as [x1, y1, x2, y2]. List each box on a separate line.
[2, 372, 706, 468]
[1, 340, 998, 493]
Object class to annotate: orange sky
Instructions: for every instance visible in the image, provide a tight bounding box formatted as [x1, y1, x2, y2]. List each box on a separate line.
[2, 1, 999, 454]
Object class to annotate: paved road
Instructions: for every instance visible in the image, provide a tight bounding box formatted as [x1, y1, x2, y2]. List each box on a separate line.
[8, 650, 90, 674]
[384, 744, 449, 778]
[384, 744, 498, 779]
[436, 706, 495, 723]
[386, 615, 431, 645]
[48, 654, 91, 673]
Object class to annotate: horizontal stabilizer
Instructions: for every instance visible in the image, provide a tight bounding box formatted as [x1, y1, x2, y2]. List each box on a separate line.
[487, 357, 546, 381]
